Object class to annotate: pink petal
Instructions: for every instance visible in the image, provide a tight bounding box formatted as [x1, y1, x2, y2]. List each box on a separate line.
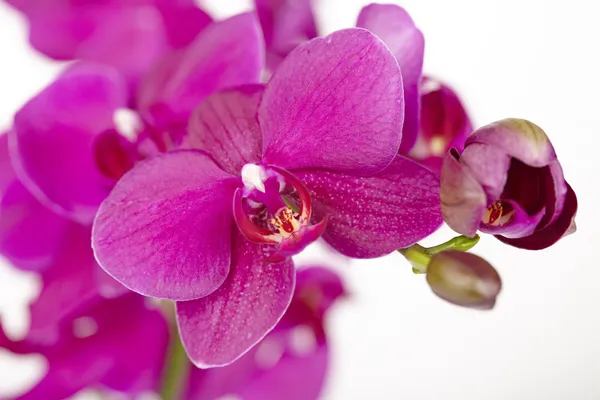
[255, 0, 318, 70]
[137, 12, 265, 130]
[0, 134, 72, 271]
[297, 155, 442, 258]
[11, 63, 128, 224]
[185, 85, 265, 175]
[409, 76, 473, 174]
[497, 183, 578, 250]
[357, 4, 424, 153]
[184, 266, 343, 399]
[27, 223, 112, 346]
[440, 149, 488, 237]
[11, 294, 168, 399]
[260, 28, 404, 175]
[92, 150, 239, 301]
[176, 233, 295, 368]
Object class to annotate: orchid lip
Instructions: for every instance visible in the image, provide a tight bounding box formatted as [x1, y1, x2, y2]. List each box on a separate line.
[233, 164, 326, 257]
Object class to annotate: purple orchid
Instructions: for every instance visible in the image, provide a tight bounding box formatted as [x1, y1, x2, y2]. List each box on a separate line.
[92, 28, 442, 367]
[185, 266, 345, 400]
[0, 266, 343, 399]
[0, 294, 169, 399]
[0, 132, 129, 344]
[408, 77, 473, 175]
[9, 13, 264, 224]
[5, 0, 212, 93]
[440, 118, 578, 250]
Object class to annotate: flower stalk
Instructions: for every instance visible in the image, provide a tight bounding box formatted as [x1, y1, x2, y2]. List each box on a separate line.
[160, 307, 191, 400]
[398, 234, 480, 273]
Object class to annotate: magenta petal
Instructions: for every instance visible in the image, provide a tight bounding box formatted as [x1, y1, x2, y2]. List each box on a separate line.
[357, 4, 424, 153]
[156, 2, 212, 48]
[176, 233, 295, 368]
[497, 183, 578, 250]
[479, 199, 546, 239]
[255, 0, 317, 71]
[93, 150, 239, 301]
[12, 295, 168, 399]
[260, 28, 403, 175]
[11, 63, 128, 223]
[185, 85, 265, 174]
[27, 224, 108, 346]
[410, 77, 473, 174]
[137, 13, 265, 129]
[0, 133, 70, 271]
[297, 155, 442, 258]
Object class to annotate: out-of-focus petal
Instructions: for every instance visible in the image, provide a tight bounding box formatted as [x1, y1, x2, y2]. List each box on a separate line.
[137, 13, 265, 130]
[11, 294, 168, 399]
[497, 183, 578, 250]
[176, 233, 295, 368]
[6, 1, 212, 92]
[440, 149, 487, 237]
[11, 63, 128, 223]
[260, 28, 403, 176]
[297, 155, 442, 258]
[466, 118, 557, 167]
[93, 150, 239, 301]
[410, 77, 472, 174]
[357, 4, 424, 152]
[184, 266, 343, 399]
[255, 0, 317, 70]
[185, 85, 265, 175]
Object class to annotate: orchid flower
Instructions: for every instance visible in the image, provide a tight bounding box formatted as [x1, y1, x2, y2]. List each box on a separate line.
[92, 28, 442, 367]
[5, 0, 212, 94]
[9, 13, 264, 224]
[440, 118, 578, 249]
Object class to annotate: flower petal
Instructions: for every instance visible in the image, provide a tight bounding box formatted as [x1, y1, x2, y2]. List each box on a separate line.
[409, 77, 472, 174]
[297, 155, 442, 258]
[466, 118, 556, 167]
[155, 1, 212, 48]
[479, 199, 546, 239]
[11, 63, 128, 223]
[260, 28, 403, 175]
[185, 85, 265, 175]
[497, 183, 578, 250]
[440, 149, 488, 237]
[93, 150, 239, 301]
[11, 294, 168, 399]
[176, 233, 295, 368]
[137, 12, 265, 130]
[357, 4, 424, 153]
[0, 133, 72, 271]
[459, 143, 511, 201]
[255, 0, 318, 70]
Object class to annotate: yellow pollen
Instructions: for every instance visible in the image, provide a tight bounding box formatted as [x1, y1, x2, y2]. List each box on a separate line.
[429, 136, 447, 157]
[269, 207, 300, 238]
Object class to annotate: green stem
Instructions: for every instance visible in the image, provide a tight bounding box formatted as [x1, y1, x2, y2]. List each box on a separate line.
[398, 235, 480, 274]
[159, 310, 191, 400]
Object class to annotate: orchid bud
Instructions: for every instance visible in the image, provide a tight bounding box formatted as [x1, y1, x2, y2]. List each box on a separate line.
[440, 118, 577, 250]
[426, 251, 501, 310]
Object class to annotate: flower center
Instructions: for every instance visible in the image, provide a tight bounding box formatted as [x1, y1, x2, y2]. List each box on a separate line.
[483, 201, 514, 226]
[233, 164, 327, 260]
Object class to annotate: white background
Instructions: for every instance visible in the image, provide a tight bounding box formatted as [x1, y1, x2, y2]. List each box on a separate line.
[1, 0, 599, 399]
